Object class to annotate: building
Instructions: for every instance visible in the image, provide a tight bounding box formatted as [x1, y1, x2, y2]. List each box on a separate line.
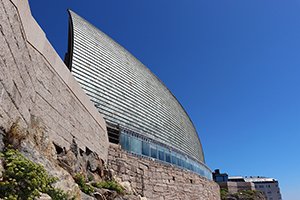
[213, 170, 255, 193]
[64, 10, 212, 180]
[213, 169, 229, 182]
[244, 177, 282, 200]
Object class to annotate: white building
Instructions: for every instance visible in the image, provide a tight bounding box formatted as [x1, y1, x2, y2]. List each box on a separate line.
[244, 177, 282, 200]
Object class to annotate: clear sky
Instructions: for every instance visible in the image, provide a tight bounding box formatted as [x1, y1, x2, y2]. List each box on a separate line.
[29, 1, 300, 199]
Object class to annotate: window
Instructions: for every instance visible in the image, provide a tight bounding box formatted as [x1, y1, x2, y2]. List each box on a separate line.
[131, 137, 141, 154]
[150, 145, 157, 159]
[182, 158, 186, 168]
[121, 134, 131, 151]
[165, 151, 171, 163]
[171, 153, 176, 165]
[177, 156, 182, 167]
[142, 141, 149, 156]
[259, 185, 264, 188]
[158, 148, 164, 161]
[216, 176, 227, 182]
[187, 160, 191, 170]
[266, 185, 270, 188]
[267, 191, 271, 194]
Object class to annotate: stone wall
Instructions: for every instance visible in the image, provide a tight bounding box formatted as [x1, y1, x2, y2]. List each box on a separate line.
[0, 0, 108, 161]
[108, 146, 220, 200]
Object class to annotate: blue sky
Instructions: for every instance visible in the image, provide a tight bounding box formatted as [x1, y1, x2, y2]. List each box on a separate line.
[29, 1, 300, 199]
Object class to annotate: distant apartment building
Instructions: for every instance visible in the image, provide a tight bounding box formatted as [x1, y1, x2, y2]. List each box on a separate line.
[213, 170, 282, 200]
[244, 177, 282, 200]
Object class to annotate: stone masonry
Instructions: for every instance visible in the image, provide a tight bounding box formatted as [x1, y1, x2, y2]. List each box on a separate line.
[108, 146, 220, 200]
[0, 0, 108, 161]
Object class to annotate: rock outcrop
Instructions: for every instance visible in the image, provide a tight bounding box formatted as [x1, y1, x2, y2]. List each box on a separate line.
[222, 190, 269, 200]
[0, 115, 146, 200]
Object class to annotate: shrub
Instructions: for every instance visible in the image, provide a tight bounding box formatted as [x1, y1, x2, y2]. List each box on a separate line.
[220, 187, 228, 198]
[92, 178, 124, 195]
[74, 174, 95, 195]
[0, 147, 75, 200]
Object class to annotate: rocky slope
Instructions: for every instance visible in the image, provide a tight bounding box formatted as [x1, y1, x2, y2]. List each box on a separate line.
[221, 190, 269, 200]
[0, 115, 147, 200]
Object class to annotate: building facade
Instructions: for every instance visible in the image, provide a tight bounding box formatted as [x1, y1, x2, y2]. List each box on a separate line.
[64, 10, 212, 179]
[244, 177, 282, 200]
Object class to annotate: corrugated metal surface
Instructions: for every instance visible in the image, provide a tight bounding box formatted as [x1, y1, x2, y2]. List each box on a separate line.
[67, 10, 205, 163]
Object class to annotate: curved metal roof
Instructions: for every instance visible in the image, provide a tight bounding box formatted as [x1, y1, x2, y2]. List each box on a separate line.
[66, 10, 205, 163]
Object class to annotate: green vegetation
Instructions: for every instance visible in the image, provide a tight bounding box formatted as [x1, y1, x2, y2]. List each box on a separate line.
[92, 178, 124, 195]
[220, 187, 228, 198]
[0, 117, 77, 200]
[0, 147, 75, 200]
[74, 174, 95, 195]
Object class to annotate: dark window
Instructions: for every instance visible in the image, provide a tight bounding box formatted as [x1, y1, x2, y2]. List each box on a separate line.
[216, 176, 225, 182]
[165, 151, 171, 163]
[142, 141, 149, 156]
[158, 148, 164, 161]
[150, 145, 157, 159]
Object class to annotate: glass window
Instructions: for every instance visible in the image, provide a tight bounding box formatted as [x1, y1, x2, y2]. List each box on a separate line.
[131, 137, 141, 154]
[177, 156, 182, 167]
[216, 176, 225, 182]
[158, 148, 165, 161]
[150, 145, 157, 159]
[165, 151, 171, 163]
[171, 153, 176, 165]
[186, 160, 190, 170]
[190, 162, 194, 172]
[182, 158, 186, 168]
[120, 134, 131, 151]
[142, 141, 149, 156]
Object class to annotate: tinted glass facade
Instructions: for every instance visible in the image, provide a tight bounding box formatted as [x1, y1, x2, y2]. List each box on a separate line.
[66, 10, 211, 177]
